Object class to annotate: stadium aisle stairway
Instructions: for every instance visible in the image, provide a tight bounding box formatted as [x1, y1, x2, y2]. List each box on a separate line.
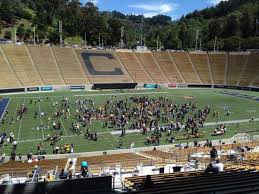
[116, 51, 154, 83]
[152, 51, 185, 84]
[52, 47, 90, 85]
[75, 50, 132, 83]
[170, 52, 201, 84]
[226, 53, 248, 86]
[0, 47, 21, 88]
[189, 52, 213, 84]
[1, 45, 44, 87]
[208, 52, 227, 85]
[28, 46, 65, 85]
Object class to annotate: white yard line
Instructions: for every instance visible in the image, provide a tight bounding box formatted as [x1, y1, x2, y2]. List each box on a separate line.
[74, 91, 170, 97]
[0, 97, 11, 121]
[204, 118, 259, 126]
[38, 101, 44, 140]
[50, 96, 68, 136]
[7, 91, 170, 99]
[17, 98, 25, 142]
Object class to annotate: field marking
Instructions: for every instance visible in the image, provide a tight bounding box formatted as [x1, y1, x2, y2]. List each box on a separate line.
[204, 118, 259, 126]
[4, 91, 170, 99]
[17, 98, 25, 142]
[38, 100, 44, 140]
[50, 96, 68, 136]
[74, 91, 170, 97]
[0, 97, 11, 121]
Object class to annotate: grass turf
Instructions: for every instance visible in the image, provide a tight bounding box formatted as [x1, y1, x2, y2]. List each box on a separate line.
[0, 88, 259, 155]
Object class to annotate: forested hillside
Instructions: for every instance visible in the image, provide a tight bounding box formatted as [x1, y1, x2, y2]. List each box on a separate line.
[0, 0, 259, 50]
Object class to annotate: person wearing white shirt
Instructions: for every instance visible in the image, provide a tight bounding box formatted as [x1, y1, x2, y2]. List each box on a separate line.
[212, 160, 224, 172]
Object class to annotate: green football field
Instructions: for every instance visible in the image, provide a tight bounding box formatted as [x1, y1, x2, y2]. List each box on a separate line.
[1, 88, 259, 156]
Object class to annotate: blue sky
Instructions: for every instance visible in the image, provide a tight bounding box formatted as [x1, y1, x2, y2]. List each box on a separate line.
[80, 0, 228, 20]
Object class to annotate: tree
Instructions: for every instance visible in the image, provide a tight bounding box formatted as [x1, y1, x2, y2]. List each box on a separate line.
[208, 20, 222, 40]
[223, 13, 240, 38]
[240, 12, 254, 38]
[223, 36, 242, 50]
[4, 31, 11, 39]
[178, 22, 187, 48]
[17, 25, 25, 40]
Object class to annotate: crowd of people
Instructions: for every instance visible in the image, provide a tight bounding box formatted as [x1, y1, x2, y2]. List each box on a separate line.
[0, 94, 235, 157]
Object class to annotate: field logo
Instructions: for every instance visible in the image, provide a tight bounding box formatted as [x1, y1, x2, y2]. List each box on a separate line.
[81, 52, 124, 76]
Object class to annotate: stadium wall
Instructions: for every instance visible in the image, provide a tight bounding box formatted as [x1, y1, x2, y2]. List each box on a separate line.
[0, 176, 112, 194]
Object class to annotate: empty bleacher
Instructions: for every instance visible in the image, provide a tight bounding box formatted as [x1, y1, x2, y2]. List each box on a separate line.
[208, 53, 227, 85]
[0, 47, 21, 88]
[227, 53, 248, 86]
[116, 51, 154, 83]
[134, 52, 169, 83]
[0, 158, 67, 176]
[152, 51, 184, 83]
[28, 46, 65, 85]
[76, 50, 132, 83]
[240, 53, 259, 87]
[1, 45, 43, 86]
[189, 52, 212, 84]
[77, 153, 151, 174]
[125, 170, 259, 194]
[52, 47, 90, 85]
[170, 52, 201, 84]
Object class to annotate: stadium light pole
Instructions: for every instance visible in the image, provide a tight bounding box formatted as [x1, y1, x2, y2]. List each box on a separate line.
[120, 26, 124, 48]
[98, 33, 101, 47]
[195, 29, 199, 51]
[256, 19, 258, 37]
[84, 32, 86, 48]
[59, 21, 63, 47]
[157, 35, 159, 51]
[214, 36, 217, 52]
[33, 27, 36, 46]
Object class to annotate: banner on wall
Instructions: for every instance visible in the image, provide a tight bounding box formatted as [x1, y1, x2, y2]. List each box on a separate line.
[143, 84, 159, 89]
[168, 83, 177, 88]
[27, 87, 39, 92]
[40, 86, 53, 91]
[70, 86, 85, 90]
[177, 84, 187, 88]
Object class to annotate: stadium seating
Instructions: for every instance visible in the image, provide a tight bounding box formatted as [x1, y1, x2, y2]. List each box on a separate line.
[227, 53, 248, 86]
[125, 170, 259, 194]
[170, 52, 201, 84]
[28, 46, 65, 85]
[240, 53, 259, 87]
[116, 51, 154, 83]
[77, 153, 151, 174]
[76, 50, 132, 83]
[0, 47, 21, 88]
[1, 45, 43, 86]
[134, 52, 169, 83]
[152, 51, 185, 83]
[52, 47, 90, 85]
[0, 159, 67, 176]
[189, 52, 212, 84]
[208, 52, 227, 85]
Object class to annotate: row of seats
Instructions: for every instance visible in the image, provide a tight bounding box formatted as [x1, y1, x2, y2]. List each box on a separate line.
[124, 169, 259, 194]
[0, 153, 150, 176]
[0, 45, 258, 88]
